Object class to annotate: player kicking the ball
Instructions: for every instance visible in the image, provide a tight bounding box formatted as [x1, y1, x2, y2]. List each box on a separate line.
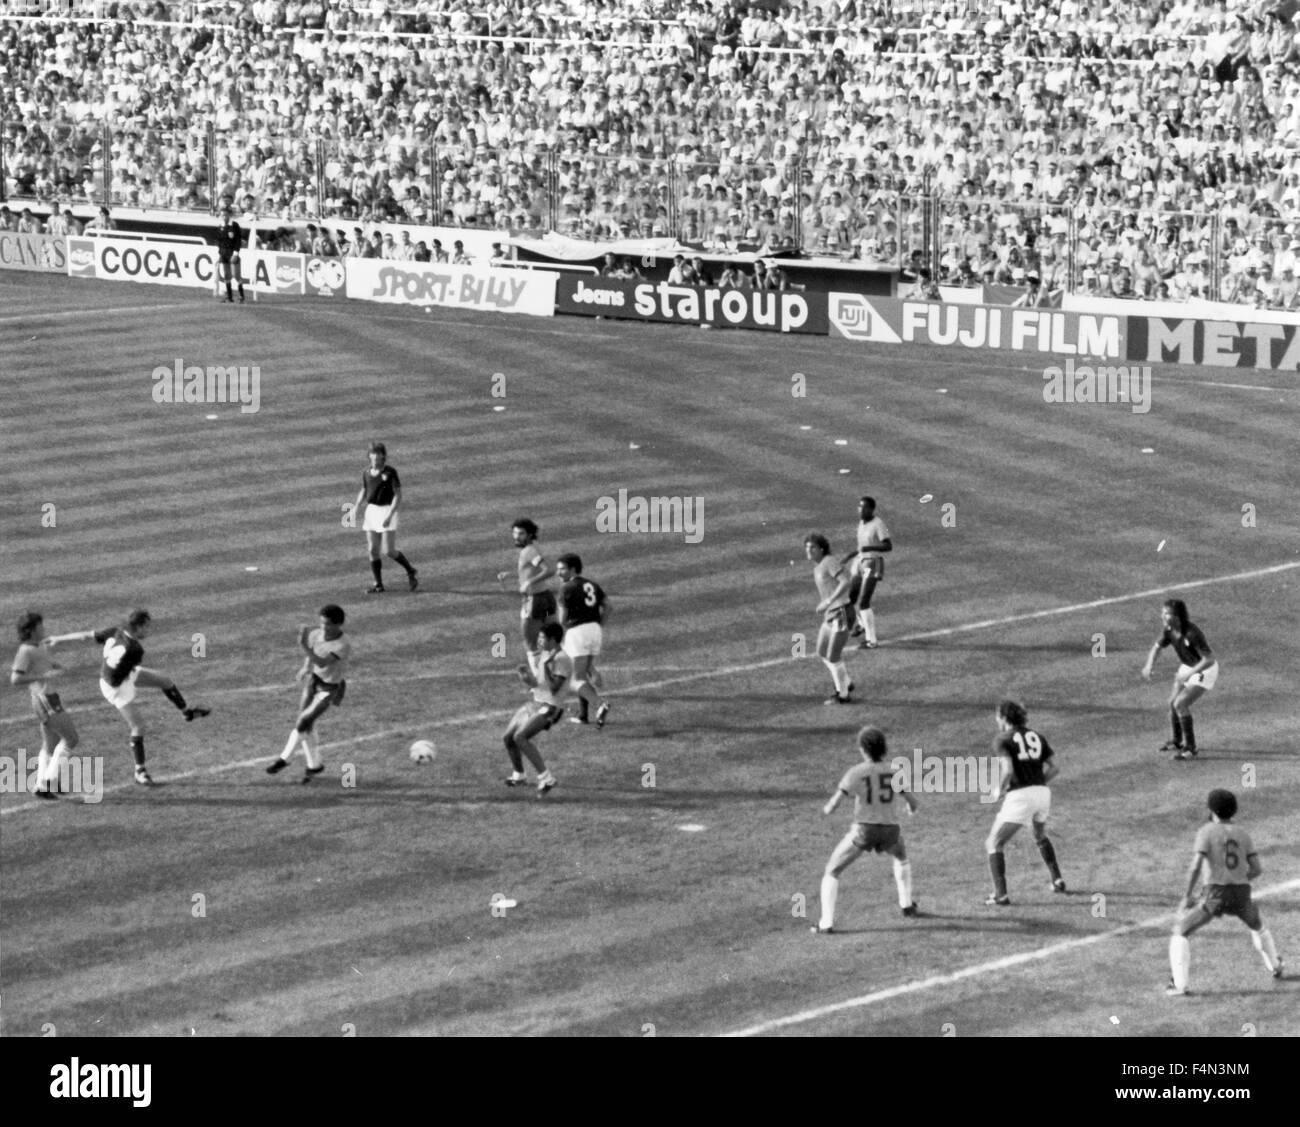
[94, 610, 210, 786]
[812, 726, 919, 933]
[267, 605, 350, 783]
[503, 621, 570, 796]
[1166, 789, 1283, 995]
[805, 534, 854, 704]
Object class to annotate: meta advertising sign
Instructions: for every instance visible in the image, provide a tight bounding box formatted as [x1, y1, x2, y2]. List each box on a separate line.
[346, 258, 556, 316]
[829, 293, 1125, 358]
[0, 231, 66, 273]
[555, 277, 828, 334]
[1126, 316, 1300, 370]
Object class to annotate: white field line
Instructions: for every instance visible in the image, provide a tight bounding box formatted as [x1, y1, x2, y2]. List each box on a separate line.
[0, 303, 191, 324]
[2, 559, 1297, 816]
[721, 877, 1300, 1037]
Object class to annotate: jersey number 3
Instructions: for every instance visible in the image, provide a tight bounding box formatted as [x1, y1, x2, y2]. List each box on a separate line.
[582, 582, 598, 607]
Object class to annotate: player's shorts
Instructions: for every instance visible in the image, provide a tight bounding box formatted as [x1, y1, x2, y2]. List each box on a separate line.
[363, 503, 397, 533]
[827, 823, 902, 872]
[857, 554, 885, 581]
[1199, 884, 1258, 925]
[306, 675, 346, 708]
[1177, 662, 1218, 690]
[100, 672, 138, 709]
[514, 700, 564, 730]
[995, 784, 1051, 828]
[821, 605, 851, 634]
[33, 689, 64, 723]
[521, 590, 557, 622]
[562, 621, 603, 657]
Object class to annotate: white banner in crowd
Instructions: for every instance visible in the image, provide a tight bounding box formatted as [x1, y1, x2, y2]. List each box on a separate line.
[345, 257, 556, 316]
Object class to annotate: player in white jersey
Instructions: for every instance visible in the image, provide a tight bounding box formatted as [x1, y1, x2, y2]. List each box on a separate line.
[805, 533, 855, 704]
[266, 604, 351, 783]
[839, 496, 892, 648]
[503, 621, 570, 795]
[812, 726, 919, 933]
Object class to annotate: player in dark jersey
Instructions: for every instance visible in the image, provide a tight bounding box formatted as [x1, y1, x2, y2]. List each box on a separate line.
[555, 553, 611, 728]
[1167, 789, 1283, 995]
[94, 609, 210, 786]
[215, 200, 245, 304]
[1142, 598, 1218, 760]
[984, 700, 1065, 905]
[353, 441, 418, 594]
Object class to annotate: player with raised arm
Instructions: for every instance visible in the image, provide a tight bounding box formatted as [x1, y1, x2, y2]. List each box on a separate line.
[503, 621, 570, 796]
[811, 726, 919, 933]
[94, 610, 210, 787]
[1166, 789, 1283, 995]
[556, 553, 611, 728]
[1142, 598, 1218, 760]
[985, 700, 1066, 905]
[354, 441, 418, 594]
[805, 534, 855, 704]
[266, 605, 351, 784]
[839, 496, 891, 648]
[499, 518, 557, 656]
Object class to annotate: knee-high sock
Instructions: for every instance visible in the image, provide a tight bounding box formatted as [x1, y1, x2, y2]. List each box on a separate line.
[280, 729, 301, 760]
[300, 734, 320, 769]
[1181, 714, 1196, 751]
[504, 739, 523, 773]
[819, 874, 839, 929]
[1037, 837, 1062, 881]
[37, 744, 51, 784]
[390, 550, 414, 576]
[130, 735, 145, 767]
[822, 658, 849, 695]
[1251, 927, 1280, 972]
[43, 739, 71, 786]
[893, 859, 913, 908]
[988, 851, 1007, 897]
[163, 684, 188, 711]
[1170, 934, 1191, 989]
[370, 559, 383, 583]
[862, 608, 877, 643]
[1170, 707, 1183, 745]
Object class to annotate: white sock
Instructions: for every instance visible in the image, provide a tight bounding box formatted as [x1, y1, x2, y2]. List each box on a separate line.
[281, 729, 301, 760]
[894, 859, 913, 908]
[819, 874, 838, 929]
[833, 661, 851, 694]
[1252, 927, 1279, 972]
[863, 608, 877, 643]
[537, 769, 555, 785]
[44, 739, 71, 787]
[37, 745, 51, 785]
[1170, 934, 1191, 989]
[301, 735, 320, 769]
[508, 770, 526, 782]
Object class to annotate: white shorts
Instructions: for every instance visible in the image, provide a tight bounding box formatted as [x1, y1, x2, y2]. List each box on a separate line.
[1178, 662, 1218, 690]
[363, 503, 398, 533]
[995, 785, 1051, 828]
[100, 672, 138, 709]
[562, 622, 603, 657]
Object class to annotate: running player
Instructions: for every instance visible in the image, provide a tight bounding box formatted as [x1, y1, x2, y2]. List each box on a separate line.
[10, 612, 92, 798]
[839, 496, 891, 648]
[556, 553, 610, 728]
[266, 605, 350, 784]
[811, 726, 919, 933]
[94, 610, 210, 787]
[1141, 598, 1218, 760]
[503, 621, 569, 795]
[500, 518, 556, 655]
[215, 199, 245, 304]
[354, 441, 418, 594]
[985, 700, 1066, 904]
[1166, 788, 1283, 995]
[805, 533, 854, 704]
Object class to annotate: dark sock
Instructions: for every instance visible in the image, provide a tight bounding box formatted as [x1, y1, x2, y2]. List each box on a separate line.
[988, 852, 1007, 897]
[370, 560, 383, 584]
[391, 551, 414, 576]
[1037, 837, 1062, 881]
[163, 685, 188, 711]
[130, 735, 145, 767]
[1181, 715, 1195, 751]
[1170, 707, 1183, 745]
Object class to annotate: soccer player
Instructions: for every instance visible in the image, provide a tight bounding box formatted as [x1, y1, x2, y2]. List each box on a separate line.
[1141, 598, 1218, 760]
[266, 605, 350, 784]
[1166, 788, 1283, 995]
[811, 726, 919, 933]
[503, 621, 569, 795]
[985, 700, 1066, 904]
[805, 534, 854, 704]
[94, 610, 210, 787]
[839, 496, 892, 648]
[215, 199, 245, 304]
[10, 612, 92, 798]
[354, 441, 418, 594]
[500, 518, 556, 655]
[556, 552, 610, 728]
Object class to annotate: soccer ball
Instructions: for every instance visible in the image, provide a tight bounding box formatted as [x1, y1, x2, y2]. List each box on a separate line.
[409, 739, 436, 764]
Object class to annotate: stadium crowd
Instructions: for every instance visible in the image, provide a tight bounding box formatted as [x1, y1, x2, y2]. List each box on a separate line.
[3, 0, 1300, 304]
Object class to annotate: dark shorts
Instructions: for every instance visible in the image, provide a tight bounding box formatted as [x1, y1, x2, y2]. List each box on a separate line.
[852, 823, 901, 853]
[524, 590, 557, 622]
[823, 606, 851, 634]
[1201, 884, 1255, 922]
[34, 691, 64, 723]
[306, 675, 345, 708]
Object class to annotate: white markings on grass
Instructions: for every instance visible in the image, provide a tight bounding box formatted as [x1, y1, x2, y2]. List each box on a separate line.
[0, 303, 191, 325]
[721, 877, 1300, 1037]
[676, 824, 706, 833]
[4, 559, 1298, 817]
[919, 494, 934, 503]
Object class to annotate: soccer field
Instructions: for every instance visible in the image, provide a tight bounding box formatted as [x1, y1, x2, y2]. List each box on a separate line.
[1, 271, 1297, 1037]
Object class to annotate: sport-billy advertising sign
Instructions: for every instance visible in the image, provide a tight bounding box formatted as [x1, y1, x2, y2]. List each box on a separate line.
[346, 258, 556, 316]
[555, 277, 828, 334]
[1126, 316, 1300, 370]
[829, 293, 1125, 357]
